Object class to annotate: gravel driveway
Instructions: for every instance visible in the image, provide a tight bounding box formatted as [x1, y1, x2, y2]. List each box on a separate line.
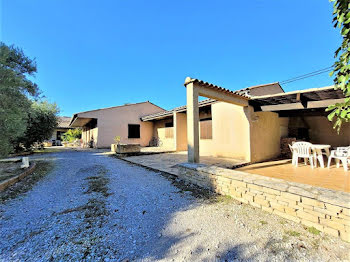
[0, 151, 349, 261]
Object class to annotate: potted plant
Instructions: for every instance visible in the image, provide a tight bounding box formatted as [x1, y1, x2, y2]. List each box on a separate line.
[111, 135, 120, 152]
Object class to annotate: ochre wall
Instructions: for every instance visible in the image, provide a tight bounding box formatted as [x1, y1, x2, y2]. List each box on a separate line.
[79, 102, 162, 148]
[290, 116, 350, 147]
[153, 118, 176, 149]
[249, 111, 281, 162]
[175, 112, 187, 151]
[206, 102, 251, 160]
[82, 126, 98, 147]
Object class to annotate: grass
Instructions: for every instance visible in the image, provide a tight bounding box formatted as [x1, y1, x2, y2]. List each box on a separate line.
[0, 162, 23, 183]
[307, 226, 321, 235]
[213, 195, 235, 204]
[259, 220, 268, 225]
[84, 165, 111, 197]
[33, 148, 69, 154]
[285, 230, 301, 237]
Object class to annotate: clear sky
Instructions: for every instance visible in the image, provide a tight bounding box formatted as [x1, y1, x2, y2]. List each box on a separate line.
[1, 0, 341, 116]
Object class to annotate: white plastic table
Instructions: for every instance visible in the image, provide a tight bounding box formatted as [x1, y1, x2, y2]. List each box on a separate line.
[312, 144, 331, 168]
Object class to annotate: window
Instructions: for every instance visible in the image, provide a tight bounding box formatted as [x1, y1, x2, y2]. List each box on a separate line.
[128, 124, 140, 138]
[165, 121, 173, 127]
[200, 119, 212, 139]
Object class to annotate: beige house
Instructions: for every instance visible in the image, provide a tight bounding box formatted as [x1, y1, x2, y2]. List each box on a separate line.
[69, 101, 164, 148]
[141, 79, 349, 163]
[50, 116, 73, 144]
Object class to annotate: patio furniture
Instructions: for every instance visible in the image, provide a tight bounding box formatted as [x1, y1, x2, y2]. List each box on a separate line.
[311, 144, 331, 168]
[289, 144, 297, 165]
[291, 142, 315, 168]
[327, 146, 350, 171]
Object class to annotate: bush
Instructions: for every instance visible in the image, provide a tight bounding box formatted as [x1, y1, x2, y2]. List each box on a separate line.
[61, 128, 82, 143]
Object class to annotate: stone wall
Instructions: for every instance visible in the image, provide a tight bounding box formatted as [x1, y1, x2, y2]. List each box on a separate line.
[177, 163, 350, 242]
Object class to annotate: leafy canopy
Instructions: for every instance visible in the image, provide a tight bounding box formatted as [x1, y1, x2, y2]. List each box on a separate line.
[16, 101, 59, 150]
[327, 0, 350, 131]
[0, 42, 59, 156]
[0, 42, 39, 156]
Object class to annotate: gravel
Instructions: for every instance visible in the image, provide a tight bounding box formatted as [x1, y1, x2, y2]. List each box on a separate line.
[0, 150, 349, 261]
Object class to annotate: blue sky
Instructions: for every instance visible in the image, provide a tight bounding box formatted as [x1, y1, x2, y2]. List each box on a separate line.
[1, 0, 340, 116]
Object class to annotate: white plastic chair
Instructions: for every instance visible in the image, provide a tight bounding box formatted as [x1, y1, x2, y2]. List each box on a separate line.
[289, 144, 297, 165]
[327, 146, 350, 171]
[291, 142, 315, 168]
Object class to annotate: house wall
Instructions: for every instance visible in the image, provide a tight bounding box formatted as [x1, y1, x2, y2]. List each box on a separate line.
[82, 126, 98, 147]
[249, 111, 281, 162]
[78, 102, 163, 148]
[175, 112, 187, 151]
[150, 102, 281, 162]
[199, 102, 251, 160]
[153, 118, 176, 149]
[286, 116, 350, 147]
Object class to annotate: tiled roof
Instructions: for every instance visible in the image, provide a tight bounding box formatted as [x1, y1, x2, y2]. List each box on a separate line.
[57, 116, 72, 128]
[141, 78, 256, 121]
[141, 99, 216, 121]
[71, 101, 164, 116]
[184, 77, 251, 98]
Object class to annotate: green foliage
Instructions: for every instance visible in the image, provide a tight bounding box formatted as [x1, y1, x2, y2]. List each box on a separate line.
[0, 42, 39, 156]
[62, 128, 82, 142]
[15, 101, 59, 150]
[114, 135, 121, 144]
[327, 0, 350, 131]
[307, 226, 321, 235]
[285, 230, 301, 237]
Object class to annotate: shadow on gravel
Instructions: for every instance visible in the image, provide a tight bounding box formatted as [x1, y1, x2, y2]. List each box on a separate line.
[112, 161, 281, 261]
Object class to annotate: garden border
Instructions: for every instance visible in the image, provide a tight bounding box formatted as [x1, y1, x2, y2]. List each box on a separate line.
[0, 162, 37, 192]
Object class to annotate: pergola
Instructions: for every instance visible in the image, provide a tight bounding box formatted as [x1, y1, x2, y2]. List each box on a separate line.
[184, 77, 249, 163]
[184, 77, 346, 163]
[249, 86, 345, 117]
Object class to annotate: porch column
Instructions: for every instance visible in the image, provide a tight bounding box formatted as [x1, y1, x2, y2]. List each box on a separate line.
[186, 82, 199, 163]
[173, 111, 177, 151]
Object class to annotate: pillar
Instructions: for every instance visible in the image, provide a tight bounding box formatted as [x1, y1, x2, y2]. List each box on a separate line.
[186, 82, 199, 163]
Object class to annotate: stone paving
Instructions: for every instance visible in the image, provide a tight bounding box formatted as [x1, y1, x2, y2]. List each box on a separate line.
[123, 152, 247, 176]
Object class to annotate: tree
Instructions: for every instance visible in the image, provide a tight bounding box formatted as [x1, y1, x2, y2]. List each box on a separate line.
[16, 101, 59, 150]
[327, 0, 350, 131]
[0, 42, 39, 156]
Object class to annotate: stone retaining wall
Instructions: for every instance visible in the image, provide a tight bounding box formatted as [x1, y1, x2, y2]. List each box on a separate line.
[178, 163, 350, 242]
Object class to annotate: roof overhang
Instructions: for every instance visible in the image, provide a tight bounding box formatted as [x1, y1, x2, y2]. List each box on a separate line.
[69, 114, 96, 127]
[141, 99, 216, 121]
[184, 77, 249, 107]
[249, 86, 345, 115]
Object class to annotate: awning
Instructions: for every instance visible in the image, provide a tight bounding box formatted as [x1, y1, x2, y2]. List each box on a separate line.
[69, 115, 96, 127]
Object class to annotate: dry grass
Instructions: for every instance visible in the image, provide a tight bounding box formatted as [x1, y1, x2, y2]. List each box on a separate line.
[0, 161, 55, 203]
[0, 162, 23, 183]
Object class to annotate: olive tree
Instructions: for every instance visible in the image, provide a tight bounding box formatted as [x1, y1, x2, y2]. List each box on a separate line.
[0, 42, 39, 156]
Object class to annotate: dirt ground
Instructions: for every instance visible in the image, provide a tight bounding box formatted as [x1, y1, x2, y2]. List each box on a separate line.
[0, 161, 23, 183]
